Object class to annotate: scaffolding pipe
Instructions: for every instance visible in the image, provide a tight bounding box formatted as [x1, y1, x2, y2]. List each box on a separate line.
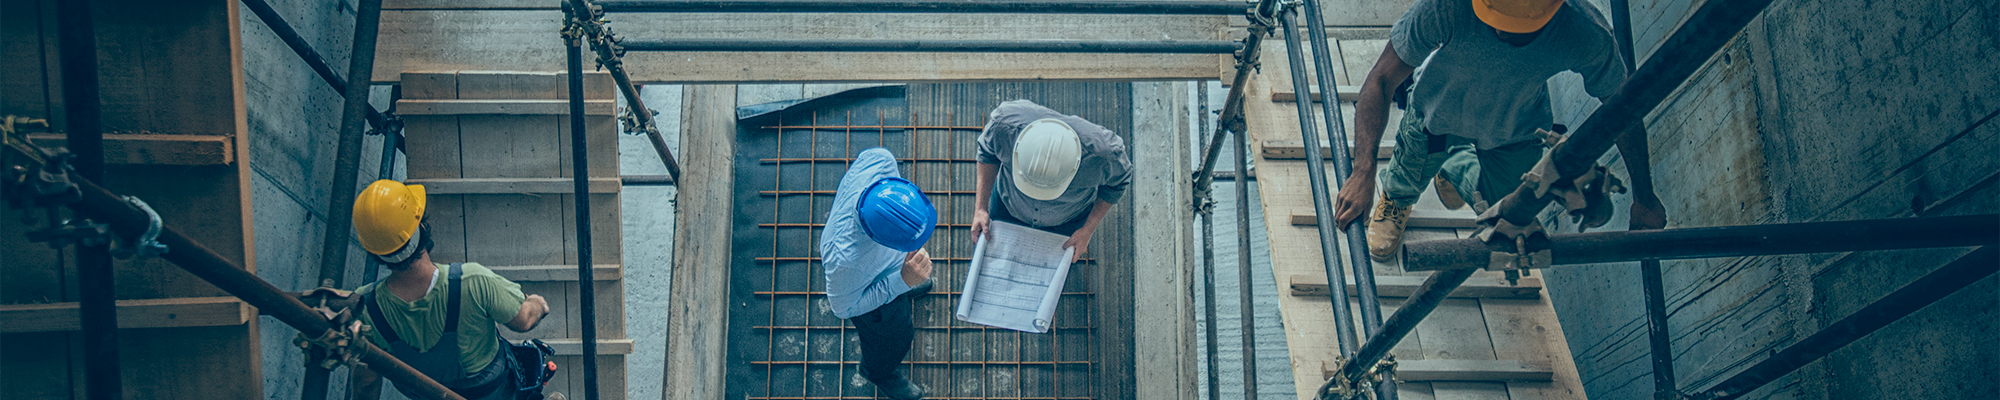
[1480, 0, 1776, 230]
[1233, 125, 1260, 400]
[363, 86, 406, 285]
[597, 0, 1253, 14]
[1689, 246, 1998, 400]
[0, 141, 468, 400]
[1197, 80, 1223, 400]
[57, 0, 120, 397]
[1604, 0, 1676, 396]
[621, 38, 1243, 53]
[565, 16, 603, 400]
[565, 0, 682, 183]
[1401, 215, 2000, 270]
[1200, 207, 1222, 400]
[241, 0, 393, 132]
[306, 0, 385, 396]
[1191, 0, 1280, 203]
[1191, 33, 1265, 204]
[1278, 6, 1360, 358]
[1295, 0, 1393, 396]
[1323, 268, 1478, 397]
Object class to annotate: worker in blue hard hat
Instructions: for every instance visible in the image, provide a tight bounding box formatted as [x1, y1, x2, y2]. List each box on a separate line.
[818, 147, 937, 400]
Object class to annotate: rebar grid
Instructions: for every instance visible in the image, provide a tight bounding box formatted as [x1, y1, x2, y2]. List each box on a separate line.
[746, 102, 1100, 400]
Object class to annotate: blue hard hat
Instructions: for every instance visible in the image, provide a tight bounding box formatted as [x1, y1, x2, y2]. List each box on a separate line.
[858, 177, 937, 252]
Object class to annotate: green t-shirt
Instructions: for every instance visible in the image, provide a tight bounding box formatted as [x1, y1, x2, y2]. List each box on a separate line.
[357, 262, 527, 375]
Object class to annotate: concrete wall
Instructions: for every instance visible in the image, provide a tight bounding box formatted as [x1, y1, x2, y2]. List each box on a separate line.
[1542, 0, 2000, 398]
[239, 0, 397, 397]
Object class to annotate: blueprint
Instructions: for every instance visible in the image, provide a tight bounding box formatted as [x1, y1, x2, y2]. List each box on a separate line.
[955, 220, 1075, 333]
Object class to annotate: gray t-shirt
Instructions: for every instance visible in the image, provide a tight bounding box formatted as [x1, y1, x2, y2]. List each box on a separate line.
[977, 100, 1133, 227]
[1391, 0, 1627, 148]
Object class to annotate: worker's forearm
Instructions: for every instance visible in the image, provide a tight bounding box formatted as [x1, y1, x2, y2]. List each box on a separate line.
[1351, 85, 1392, 174]
[1614, 126, 1656, 199]
[1078, 200, 1115, 234]
[975, 163, 999, 213]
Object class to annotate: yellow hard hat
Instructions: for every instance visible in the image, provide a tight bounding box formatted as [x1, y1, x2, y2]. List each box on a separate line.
[1473, 0, 1564, 33]
[353, 180, 427, 257]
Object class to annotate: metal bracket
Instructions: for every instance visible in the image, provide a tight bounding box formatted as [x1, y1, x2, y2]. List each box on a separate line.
[110, 196, 170, 259]
[1518, 126, 1627, 231]
[1472, 208, 1552, 274]
[25, 216, 109, 249]
[294, 287, 369, 369]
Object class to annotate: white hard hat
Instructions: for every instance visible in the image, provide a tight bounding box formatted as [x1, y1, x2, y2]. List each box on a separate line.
[1011, 118, 1082, 201]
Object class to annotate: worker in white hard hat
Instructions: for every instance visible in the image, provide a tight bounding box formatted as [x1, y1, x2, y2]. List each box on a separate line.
[1333, 0, 1668, 261]
[346, 180, 560, 400]
[971, 100, 1133, 263]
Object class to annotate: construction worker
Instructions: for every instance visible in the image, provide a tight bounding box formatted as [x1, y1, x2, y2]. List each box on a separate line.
[820, 148, 936, 400]
[1334, 0, 1668, 260]
[346, 180, 556, 400]
[970, 100, 1132, 262]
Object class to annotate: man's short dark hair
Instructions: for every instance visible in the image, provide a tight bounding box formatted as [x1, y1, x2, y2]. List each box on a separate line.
[375, 222, 434, 270]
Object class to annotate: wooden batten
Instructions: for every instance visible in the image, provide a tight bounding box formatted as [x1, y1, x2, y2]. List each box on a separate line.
[407, 178, 622, 194]
[1290, 209, 1475, 228]
[0, 297, 251, 333]
[539, 338, 637, 355]
[1261, 140, 1395, 160]
[27, 133, 233, 165]
[1272, 86, 1363, 103]
[1287, 275, 1543, 299]
[1322, 359, 1555, 381]
[395, 99, 616, 116]
[487, 264, 623, 281]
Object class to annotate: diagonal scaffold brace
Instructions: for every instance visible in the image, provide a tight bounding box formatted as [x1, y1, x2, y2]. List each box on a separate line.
[562, 0, 682, 183]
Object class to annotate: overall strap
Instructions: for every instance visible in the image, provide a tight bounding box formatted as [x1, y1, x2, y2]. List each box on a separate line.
[363, 291, 404, 345]
[445, 263, 464, 334]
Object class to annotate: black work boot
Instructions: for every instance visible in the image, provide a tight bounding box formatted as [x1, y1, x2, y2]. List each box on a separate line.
[872, 375, 927, 400]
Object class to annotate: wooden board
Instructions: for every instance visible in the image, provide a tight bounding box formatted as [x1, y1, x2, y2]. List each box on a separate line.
[1322, 359, 1554, 381]
[0, 297, 251, 333]
[486, 264, 623, 281]
[1261, 140, 1394, 160]
[541, 338, 637, 355]
[1288, 275, 1542, 298]
[394, 99, 616, 115]
[1289, 209, 1475, 228]
[374, 10, 1228, 83]
[406, 178, 621, 194]
[1272, 86, 1362, 103]
[26, 134, 233, 165]
[663, 84, 737, 399]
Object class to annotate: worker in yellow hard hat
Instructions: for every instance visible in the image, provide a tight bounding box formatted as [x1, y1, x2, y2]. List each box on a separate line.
[1333, 0, 1667, 261]
[970, 100, 1133, 264]
[346, 180, 560, 400]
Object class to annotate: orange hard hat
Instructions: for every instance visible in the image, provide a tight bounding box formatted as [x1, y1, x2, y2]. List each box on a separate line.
[1473, 0, 1564, 33]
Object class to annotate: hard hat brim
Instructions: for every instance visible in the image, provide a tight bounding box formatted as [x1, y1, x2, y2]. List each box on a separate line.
[1011, 167, 1073, 201]
[1473, 0, 1563, 34]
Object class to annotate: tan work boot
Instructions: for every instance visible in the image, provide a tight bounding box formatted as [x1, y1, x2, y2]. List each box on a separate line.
[1366, 193, 1412, 262]
[1433, 175, 1466, 210]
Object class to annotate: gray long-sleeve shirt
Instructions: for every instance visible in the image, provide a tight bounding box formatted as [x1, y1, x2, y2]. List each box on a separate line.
[1392, 0, 1628, 149]
[977, 100, 1133, 227]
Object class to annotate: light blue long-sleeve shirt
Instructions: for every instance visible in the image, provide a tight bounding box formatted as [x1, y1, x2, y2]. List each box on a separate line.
[818, 148, 916, 319]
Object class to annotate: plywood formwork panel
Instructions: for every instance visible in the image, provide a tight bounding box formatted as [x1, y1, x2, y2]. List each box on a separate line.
[0, 0, 259, 398]
[401, 70, 626, 399]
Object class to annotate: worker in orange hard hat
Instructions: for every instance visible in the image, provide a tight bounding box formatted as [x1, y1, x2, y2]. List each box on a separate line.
[346, 180, 562, 400]
[1333, 0, 1668, 261]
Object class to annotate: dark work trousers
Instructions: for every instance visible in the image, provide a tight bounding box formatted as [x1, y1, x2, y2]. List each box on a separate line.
[852, 286, 920, 383]
[988, 188, 1091, 236]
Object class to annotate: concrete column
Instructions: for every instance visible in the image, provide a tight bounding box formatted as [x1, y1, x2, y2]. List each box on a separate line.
[1131, 81, 1199, 400]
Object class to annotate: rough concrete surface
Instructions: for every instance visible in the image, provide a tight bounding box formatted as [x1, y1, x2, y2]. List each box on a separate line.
[1541, 0, 2000, 398]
